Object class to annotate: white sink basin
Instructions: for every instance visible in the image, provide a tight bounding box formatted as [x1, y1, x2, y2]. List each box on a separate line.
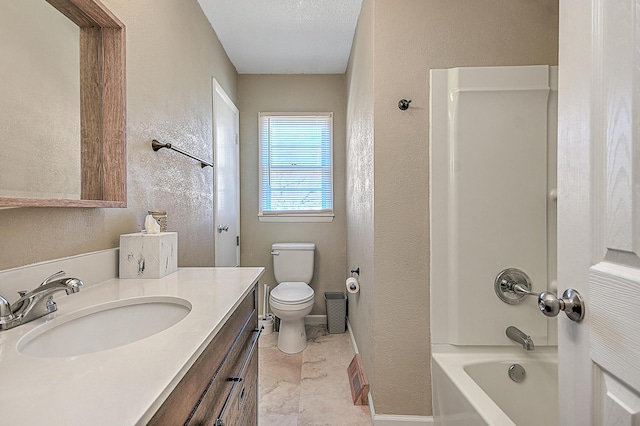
[17, 296, 192, 358]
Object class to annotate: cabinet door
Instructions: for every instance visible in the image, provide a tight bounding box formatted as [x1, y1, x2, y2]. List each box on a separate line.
[148, 289, 255, 425]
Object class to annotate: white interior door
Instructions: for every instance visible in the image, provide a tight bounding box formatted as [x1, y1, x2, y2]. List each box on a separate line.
[558, 1, 640, 424]
[213, 79, 240, 267]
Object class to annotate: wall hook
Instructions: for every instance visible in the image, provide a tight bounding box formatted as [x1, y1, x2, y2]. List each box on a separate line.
[398, 99, 412, 110]
[350, 267, 360, 276]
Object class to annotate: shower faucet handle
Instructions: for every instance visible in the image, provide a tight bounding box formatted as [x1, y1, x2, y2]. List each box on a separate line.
[494, 268, 533, 305]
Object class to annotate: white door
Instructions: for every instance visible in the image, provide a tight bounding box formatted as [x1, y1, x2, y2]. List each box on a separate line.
[558, 1, 640, 424]
[213, 79, 240, 267]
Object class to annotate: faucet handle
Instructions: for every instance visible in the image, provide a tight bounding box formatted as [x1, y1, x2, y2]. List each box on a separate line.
[0, 294, 14, 323]
[40, 271, 65, 287]
[63, 278, 84, 294]
[45, 296, 57, 314]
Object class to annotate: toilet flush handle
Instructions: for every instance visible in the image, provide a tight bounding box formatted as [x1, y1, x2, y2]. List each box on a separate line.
[271, 251, 279, 256]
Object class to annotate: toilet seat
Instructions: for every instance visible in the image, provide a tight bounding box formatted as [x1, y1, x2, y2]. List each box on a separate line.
[270, 282, 314, 305]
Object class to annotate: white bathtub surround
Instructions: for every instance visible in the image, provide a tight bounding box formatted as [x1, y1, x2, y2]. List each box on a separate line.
[430, 65, 558, 347]
[0, 261, 264, 424]
[429, 65, 559, 426]
[119, 232, 178, 279]
[432, 345, 557, 426]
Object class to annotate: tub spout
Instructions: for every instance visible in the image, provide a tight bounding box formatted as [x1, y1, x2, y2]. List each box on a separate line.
[506, 326, 535, 351]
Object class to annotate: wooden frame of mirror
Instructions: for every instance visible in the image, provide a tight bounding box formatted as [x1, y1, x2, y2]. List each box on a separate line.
[0, 0, 126, 208]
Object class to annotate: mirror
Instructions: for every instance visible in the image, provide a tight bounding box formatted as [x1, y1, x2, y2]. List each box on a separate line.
[0, 0, 126, 208]
[1, 0, 81, 200]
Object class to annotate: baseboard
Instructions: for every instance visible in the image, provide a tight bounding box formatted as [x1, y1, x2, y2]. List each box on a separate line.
[347, 318, 360, 354]
[305, 314, 327, 326]
[368, 389, 435, 425]
[347, 318, 435, 426]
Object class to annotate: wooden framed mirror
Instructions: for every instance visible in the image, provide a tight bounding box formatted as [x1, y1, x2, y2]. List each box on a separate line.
[0, 0, 126, 208]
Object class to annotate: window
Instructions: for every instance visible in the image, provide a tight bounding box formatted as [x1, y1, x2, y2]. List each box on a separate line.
[259, 112, 333, 222]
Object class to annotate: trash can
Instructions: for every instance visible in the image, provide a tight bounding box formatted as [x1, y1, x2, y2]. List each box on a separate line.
[324, 292, 347, 334]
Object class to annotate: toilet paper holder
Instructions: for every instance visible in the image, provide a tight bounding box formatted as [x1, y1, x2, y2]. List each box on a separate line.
[347, 268, 361, 294]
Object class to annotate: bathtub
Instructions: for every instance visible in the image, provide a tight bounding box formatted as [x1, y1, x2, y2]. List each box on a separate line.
[432, 345, 558, 426]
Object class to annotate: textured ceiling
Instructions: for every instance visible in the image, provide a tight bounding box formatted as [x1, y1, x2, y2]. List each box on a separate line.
[197, 0, 362, 74]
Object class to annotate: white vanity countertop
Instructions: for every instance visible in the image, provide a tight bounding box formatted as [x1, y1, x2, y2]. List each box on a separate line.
[0, 267, 264, 425]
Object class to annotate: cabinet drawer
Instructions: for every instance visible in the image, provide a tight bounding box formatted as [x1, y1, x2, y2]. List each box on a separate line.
[213, 324, 260, 426]
[188, 309, 258, 425]
[149, 287, 255, 425]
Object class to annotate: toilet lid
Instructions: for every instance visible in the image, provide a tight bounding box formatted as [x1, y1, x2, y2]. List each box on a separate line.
[270, 282, 314, 304]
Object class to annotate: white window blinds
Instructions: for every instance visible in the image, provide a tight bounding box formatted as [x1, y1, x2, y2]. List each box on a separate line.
[259, 112, 333, 217]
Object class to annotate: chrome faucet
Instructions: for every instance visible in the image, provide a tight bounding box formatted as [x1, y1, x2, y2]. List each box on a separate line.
[506, 326, 535, 351]
[0, 271, 83, 331]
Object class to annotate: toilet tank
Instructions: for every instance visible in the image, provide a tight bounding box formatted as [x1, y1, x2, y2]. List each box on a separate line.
[272, 243, 315, 284]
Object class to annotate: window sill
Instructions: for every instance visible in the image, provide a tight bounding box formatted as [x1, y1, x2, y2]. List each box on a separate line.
[258, 214, 334, 223]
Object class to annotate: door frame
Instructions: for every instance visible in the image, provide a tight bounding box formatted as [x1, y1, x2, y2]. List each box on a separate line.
[212, 79, 240, 267]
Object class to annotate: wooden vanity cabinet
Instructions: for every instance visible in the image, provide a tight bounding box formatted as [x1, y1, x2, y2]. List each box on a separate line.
[149, 286, 259, 426]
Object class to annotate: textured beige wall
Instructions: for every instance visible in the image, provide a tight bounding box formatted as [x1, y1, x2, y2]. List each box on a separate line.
[345, 0, 377, 407]
[346, 0, 558, 416]
[0, 0, 237, 271]
[238, 74, 347, 315]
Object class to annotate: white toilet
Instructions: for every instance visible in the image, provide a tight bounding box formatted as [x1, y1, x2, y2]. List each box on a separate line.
[269, 242, 315, 354]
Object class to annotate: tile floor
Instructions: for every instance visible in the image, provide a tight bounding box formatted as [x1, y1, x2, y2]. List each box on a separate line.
[258, 325, 372, 426]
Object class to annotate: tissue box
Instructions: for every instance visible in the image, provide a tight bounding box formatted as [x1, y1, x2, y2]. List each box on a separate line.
[119, 232, 178, 279]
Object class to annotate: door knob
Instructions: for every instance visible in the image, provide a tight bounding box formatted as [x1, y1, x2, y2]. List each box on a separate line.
[217, 225, 229, 233]
[494, 268, 585, 322]
[537, 288, 585, 322]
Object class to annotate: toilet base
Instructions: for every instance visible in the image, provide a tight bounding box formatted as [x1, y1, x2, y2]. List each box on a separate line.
[277, 318, 308, 354]
[270, 293, 314, 354]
